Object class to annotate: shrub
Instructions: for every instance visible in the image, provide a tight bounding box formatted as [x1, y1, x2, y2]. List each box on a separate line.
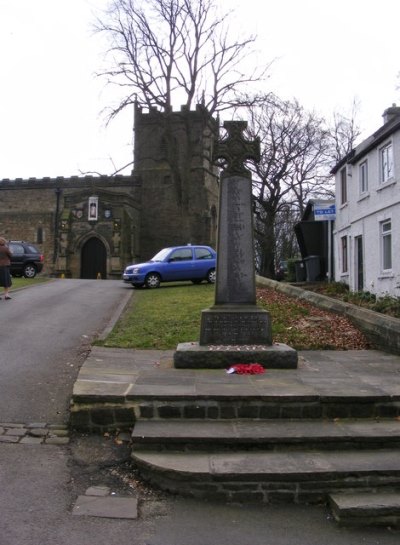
[371, 294, 400, 318]
[322, 281, 349, 296]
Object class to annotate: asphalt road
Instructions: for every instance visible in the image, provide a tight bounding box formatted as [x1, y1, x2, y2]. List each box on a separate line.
[0, 279, 131, 423]
[0, 279, 400, 544]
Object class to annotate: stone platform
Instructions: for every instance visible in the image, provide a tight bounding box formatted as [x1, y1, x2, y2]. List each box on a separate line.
[70, 346, 400, 516]
[71, 346, 400, 432]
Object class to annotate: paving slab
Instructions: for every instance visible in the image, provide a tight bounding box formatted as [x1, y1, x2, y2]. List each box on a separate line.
[73, 381, 132, 402]
[85, 486, 111, 497]
[330, 492, 400, 514]
[72, 495, 138, 519]
[329, 492, 400, 526]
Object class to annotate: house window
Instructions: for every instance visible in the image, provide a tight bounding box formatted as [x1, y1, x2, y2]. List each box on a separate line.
[381, 220, 392, 270]
[341, 236, 348, 273]
[380, 143, 393, 183]
[359, 160, 368, 194]
[340, 168, 347, 205]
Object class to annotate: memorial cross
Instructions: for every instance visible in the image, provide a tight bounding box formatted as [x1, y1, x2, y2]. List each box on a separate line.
[214, 121, 260, 178]
[211, 120, 260, 307]
[174, 119, 298, 368]
[198, 119, 272, 346]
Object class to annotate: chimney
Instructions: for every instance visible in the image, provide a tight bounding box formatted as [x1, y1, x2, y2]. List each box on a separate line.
[382, 104, 400, 124]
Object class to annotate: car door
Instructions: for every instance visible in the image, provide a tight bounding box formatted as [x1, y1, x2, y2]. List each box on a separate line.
[163, 247, 194, 281]
[192, 247, 215, 278]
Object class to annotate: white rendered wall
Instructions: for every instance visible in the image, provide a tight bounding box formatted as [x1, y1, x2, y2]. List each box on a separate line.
[334, 130, 400, 297]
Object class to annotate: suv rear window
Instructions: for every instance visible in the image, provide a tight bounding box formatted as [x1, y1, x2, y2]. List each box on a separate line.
[9, 243, 24, 255]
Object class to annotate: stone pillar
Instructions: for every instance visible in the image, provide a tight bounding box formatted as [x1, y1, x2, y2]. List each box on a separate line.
[215, 174, 256, 305]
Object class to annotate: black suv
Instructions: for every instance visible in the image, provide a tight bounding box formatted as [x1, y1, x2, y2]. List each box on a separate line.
[8, 241, 44, 278]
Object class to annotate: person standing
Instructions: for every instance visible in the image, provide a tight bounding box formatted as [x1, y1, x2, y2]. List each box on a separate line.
[0, 237, 12, 300]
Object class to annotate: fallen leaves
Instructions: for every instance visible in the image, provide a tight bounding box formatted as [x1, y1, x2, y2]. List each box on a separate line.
[257, 287, 371, 351]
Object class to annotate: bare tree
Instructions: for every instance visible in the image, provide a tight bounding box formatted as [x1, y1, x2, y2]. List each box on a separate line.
[328, 99, 361, 164]
[96, 0, 267, 117]
[95, 0, 268, 203]
[238, 94, 331, 278]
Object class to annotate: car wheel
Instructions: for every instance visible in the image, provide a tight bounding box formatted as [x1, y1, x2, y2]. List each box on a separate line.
[206, 268, 216, 283]
[145, 273, 161, 288]
[23, 264, 37, 278]
[191, 279, 202, 284]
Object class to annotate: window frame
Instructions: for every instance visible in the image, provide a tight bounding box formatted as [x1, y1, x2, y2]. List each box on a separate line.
[380, 142, 394, 184]
[381, 219, 392, 271]
[341, 236, 348, 273]
[359, 160, 368, 194]
[340, 168, 347, 205]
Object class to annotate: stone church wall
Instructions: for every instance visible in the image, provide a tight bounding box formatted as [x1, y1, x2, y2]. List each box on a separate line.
[0, 176, 141, 278]
[0, 105, 219, 278]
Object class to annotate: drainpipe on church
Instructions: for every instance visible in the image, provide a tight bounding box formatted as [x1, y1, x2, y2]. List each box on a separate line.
[53, 188, 62, 266]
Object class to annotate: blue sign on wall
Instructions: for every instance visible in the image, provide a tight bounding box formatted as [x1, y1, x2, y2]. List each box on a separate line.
[314, 203, 336, 221]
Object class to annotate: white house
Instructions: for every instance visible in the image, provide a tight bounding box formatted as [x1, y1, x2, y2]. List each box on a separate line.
[332, 105, 400, 297]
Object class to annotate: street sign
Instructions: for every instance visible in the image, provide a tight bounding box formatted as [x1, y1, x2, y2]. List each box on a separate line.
[314, 203, 336, 221]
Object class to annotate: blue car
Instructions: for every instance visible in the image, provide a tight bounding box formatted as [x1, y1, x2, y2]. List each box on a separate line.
[123, 245, 217, 288]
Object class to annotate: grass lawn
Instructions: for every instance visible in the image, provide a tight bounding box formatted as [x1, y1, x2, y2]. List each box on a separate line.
[10, 276, 50, 290]
[100, 282, 370, 351]
[101, 283, 215, 349]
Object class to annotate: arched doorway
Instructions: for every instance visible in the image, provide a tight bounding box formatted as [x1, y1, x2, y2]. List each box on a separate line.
[81, 237, 107, 279]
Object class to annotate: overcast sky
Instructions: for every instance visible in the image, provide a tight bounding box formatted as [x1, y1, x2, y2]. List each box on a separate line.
[0, 0, 399, 179]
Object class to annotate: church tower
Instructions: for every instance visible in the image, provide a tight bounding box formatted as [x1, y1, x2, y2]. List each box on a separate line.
[134, 103, 219, 259]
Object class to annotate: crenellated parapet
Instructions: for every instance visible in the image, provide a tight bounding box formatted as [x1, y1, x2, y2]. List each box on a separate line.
[0, 174, 141, 190]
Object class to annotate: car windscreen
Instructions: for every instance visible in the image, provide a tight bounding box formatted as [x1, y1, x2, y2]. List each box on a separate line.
[151, 248, 171, 262]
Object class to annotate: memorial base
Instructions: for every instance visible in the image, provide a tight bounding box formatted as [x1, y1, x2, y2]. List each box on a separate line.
[199, 305, 272, 345]
[173, 342, 298, 369]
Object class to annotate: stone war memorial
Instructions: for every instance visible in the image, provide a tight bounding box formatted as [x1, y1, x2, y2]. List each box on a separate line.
[174, 120, 298, 369]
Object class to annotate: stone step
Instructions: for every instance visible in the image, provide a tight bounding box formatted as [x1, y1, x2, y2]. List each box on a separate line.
[329, 492, 400, 526]
[134, 394, 400, 422]
[131, 418, 400, 451]
[70, 390, 400, 432]
[131, 448, 400, 504]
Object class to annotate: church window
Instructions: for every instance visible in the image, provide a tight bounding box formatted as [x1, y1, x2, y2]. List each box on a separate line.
[37, 226, 43, 244]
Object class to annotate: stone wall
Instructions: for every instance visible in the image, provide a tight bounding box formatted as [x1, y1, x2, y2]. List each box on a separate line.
[0, 176, 140, 277]
[256, 276, 400, 355]
[0, 184, 59, 274]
